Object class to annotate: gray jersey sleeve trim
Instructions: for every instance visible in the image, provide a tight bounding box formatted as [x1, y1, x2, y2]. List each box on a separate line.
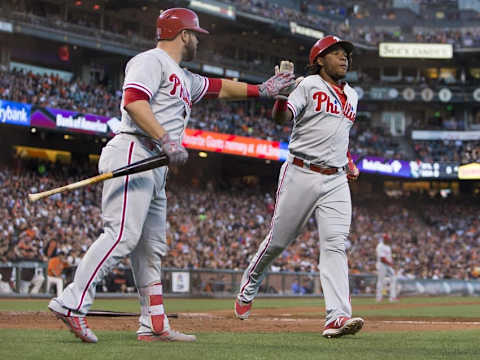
[123, 82, 153, 99]
[192, 77, 208, 104]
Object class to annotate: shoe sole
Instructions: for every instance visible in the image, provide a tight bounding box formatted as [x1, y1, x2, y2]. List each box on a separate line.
[323, 318, 364, 338]
[49, 308, 97, 343]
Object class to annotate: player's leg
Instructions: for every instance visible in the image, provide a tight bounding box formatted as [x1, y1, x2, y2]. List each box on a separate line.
[376, 265, 386, 302]
[130, 172, 196, 342]
[387, 266, 397, 301]
[315, 174, 356, 325]
[52, 139, 154, 315]
[237, 163, 317, 308]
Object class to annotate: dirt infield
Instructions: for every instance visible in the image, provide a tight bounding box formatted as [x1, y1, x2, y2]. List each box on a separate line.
[2, 302, 480, 334]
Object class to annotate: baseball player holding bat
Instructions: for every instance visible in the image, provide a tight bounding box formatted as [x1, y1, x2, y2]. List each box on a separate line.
[235, 35, 364, 338]
[48, 7, 295, 343]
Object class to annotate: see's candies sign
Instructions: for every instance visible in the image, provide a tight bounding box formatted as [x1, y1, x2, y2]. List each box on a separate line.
[458, 163, 480, 180]
[183, 129, 287, 161]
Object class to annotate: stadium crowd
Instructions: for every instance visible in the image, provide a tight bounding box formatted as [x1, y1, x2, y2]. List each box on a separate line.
[0, 157, 479, 295]
[0, 68, 122, 117]
[4, 0, 480, 50]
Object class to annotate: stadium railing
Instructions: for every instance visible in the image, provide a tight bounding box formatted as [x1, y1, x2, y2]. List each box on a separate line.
[1, 263, 480, 298]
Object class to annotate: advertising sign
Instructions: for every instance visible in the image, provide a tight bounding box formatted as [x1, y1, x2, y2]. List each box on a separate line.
[290, 22, 324, 39]
[190, 0, 236, 20]
[0, 21, 13, 33]
[183, 129, 285, 160]
[354, 156, 458, 179]
[412, 130, 480, 141]
[458, 163, 480, 180]
[379, 43, 453, 59]
[30, 106, 115, 135]
[0, 99, 31, 126]
[356, 157, 411, 177]
[171, 272, 190, 293]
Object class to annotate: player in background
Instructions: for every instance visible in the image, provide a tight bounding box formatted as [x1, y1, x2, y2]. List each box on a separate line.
[47, 7, 295, 343]
[376, 233, 398, 302]
[235, 35, 364, 338]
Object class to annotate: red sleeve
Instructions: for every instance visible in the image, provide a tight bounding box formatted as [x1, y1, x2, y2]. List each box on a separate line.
[204, 78, 223, 99]
[381, 257, 393, 266]
[273, 99, 288, 113]
[247, 84, 259, 97]
[123, 87, 150, 107]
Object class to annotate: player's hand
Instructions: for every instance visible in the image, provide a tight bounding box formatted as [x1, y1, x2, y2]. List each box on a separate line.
[274, 60, 294, 76]
[273, 61, 297, 100]
[259, 63, 295, 99]
[346, 158, 359, 181]
[160, 133, 188, 165]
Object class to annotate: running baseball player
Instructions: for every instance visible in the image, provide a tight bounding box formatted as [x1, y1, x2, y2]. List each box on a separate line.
[235, 35, 364, 338]
[376, 234, 398, 302]
[48, 7, 295, 343]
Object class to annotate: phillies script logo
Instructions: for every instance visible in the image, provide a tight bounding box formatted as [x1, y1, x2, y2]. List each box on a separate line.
[312, 91, 356, 122]
[169, 74, 192, 108]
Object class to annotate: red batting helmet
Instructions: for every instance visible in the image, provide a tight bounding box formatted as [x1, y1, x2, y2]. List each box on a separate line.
[309, 35, 354, 65]
[156, 8, 209, 41]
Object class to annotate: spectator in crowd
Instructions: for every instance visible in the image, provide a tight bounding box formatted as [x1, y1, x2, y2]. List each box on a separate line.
[0, 273, 13, 294]
[47, 251, 68, 296]
[291, 280, 307, 295]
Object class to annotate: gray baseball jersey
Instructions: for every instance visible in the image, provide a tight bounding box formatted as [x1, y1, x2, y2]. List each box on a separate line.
[53, 47, 209, 336]
[376, 242, 397, 301]
[237, 74, 359, 326]
[118, 48, 208, 141]
[287, 75, 358, 167]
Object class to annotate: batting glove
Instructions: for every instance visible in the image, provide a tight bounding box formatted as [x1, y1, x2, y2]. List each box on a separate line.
[346, 158, 359, 181]
[160, 134, 188, 165]
[274, 61, 295, 100]
[258, 72, 295, 99]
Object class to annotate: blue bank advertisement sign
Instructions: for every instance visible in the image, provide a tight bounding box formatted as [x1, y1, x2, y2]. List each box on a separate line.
[0, 99, 31, 126]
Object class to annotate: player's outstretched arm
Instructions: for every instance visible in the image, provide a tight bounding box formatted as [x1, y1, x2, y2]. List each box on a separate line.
[209, 61, 295, 100]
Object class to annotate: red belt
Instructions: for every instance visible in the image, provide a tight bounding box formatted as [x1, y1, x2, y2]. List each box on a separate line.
[292, 157, 339, 175]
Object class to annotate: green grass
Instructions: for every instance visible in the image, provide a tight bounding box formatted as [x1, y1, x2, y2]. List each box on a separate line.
[1, 329, 480, 360]
[359, 304, 480, 318]
[3, 297, 480, 359]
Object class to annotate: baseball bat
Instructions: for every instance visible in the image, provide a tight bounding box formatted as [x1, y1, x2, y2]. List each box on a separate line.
[87, 310, 178, 318]
[28, 153, 169, 202]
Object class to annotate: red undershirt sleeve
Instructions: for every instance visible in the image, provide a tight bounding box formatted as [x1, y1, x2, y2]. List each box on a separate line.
[123, 87, 150, 107]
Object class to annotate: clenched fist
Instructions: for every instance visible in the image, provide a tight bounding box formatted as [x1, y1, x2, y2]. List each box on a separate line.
[346, 158, 359, 181]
